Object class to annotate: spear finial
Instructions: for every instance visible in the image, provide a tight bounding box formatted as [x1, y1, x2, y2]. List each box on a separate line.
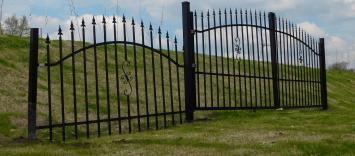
[70, 21, 75, 31]
[92, 16, 96, 25]
[81, 18, 86, 27]
[45, 34, 50, 44]
[102, 16, 106, 24]
[113, 16, 117, 23]
[58, 25, 63, 35]
[132, 18, 135, 25]
[149, 23, 153, 31]
[122, 14, 126, 23]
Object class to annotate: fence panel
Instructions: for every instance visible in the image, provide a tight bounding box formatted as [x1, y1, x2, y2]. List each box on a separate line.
[31, 16, 185, 141]
[191, 7, 324, 110]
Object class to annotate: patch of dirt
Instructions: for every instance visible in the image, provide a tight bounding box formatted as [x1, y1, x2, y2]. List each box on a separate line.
[193, 118, 212, 122]
[62, 142, 92, 148]
[112, 139, 130, 144]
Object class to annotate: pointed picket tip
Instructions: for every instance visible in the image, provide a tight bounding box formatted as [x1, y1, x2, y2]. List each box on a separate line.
[224, 9, 227, 14]
[200, 11, 203, 18]
[122, 14, 126, 22]
[81, 18, 86, 27]
[58, 25, 63, 35]
[113, 16, 117, 23]
[92, 16, 96, 25]
[194, 10, 197, 16]
[174, 36, 177, 44]
[102, 16, 106, 24]
[70, 21, 75, 31]
[149, 23, 153, 30]
[288, 20, 292, 28]
[140, 20, 144, 28]
[229, 8, 232, 14]
[131, 18, 135, 25]
[45, 34, 50, 44]
[291, 23, 295, 29]
[212, 9, 216, 15]
[207, 10, 210, 17]
[254, 10, 258, 17]
[166, 31, 169, 38]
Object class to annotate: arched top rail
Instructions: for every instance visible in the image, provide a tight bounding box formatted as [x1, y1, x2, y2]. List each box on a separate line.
[41, 41, 183, 67]
[192, 9, 321, 55]
[194, 24, 319, 55]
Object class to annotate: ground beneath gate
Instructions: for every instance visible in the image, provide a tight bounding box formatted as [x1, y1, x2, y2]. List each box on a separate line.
[0, 35, 355, 155]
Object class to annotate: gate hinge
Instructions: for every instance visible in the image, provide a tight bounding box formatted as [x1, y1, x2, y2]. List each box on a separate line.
[190, 30, 196, 35]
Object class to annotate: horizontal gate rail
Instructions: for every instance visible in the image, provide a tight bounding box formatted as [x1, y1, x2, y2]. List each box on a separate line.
[36, 111, 185, 129]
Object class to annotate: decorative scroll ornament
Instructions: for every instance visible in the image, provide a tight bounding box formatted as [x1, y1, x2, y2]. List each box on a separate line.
[120, 60, 134, 96]
[298, 53, 304, 65]
[233, 36, 242, 61]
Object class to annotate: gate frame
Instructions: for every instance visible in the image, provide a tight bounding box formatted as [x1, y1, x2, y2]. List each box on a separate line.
[28, 28, 39, 141]
[319, 38, 327, 110]
[182, 2, 196, 122]
[268, 12, 281, 109]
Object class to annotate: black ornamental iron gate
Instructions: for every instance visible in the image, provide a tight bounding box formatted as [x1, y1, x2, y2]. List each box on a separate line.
[28, 1, 328, 141]
[189, 6, 328, 111]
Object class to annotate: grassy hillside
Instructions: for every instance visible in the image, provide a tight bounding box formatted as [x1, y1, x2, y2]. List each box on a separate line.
[0, 35, 354, 155]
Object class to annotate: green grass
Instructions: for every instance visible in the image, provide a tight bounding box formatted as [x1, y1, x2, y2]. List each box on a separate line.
[0, 35, 354, 155]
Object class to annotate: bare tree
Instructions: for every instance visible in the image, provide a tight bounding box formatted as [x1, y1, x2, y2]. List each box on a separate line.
[4, 15, 29, 37]
[18, 16, 29, 37]
[4, 15, 18, 35]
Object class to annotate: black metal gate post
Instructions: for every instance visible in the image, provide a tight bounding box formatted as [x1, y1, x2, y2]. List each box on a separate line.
[268, 12, 280, 108]
[182, 1, 195, 122]
[28, 28, 39, 141]
[319, 38, 328, 110]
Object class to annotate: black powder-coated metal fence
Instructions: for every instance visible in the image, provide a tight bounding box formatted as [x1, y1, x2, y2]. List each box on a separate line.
[27, 1, 328, 141]
[191, 8, 327, 110]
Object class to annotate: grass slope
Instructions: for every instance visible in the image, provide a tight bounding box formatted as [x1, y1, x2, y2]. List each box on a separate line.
[0, 35, 354, 155]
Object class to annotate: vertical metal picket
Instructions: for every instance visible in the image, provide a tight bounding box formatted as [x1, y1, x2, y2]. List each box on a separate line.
[58, 26, 66, 141]
[70, 22, 78, 139]
[45, 35, 52, 141]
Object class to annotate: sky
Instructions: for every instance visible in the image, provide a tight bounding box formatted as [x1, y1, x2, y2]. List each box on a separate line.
[1, 0, 355, 68]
